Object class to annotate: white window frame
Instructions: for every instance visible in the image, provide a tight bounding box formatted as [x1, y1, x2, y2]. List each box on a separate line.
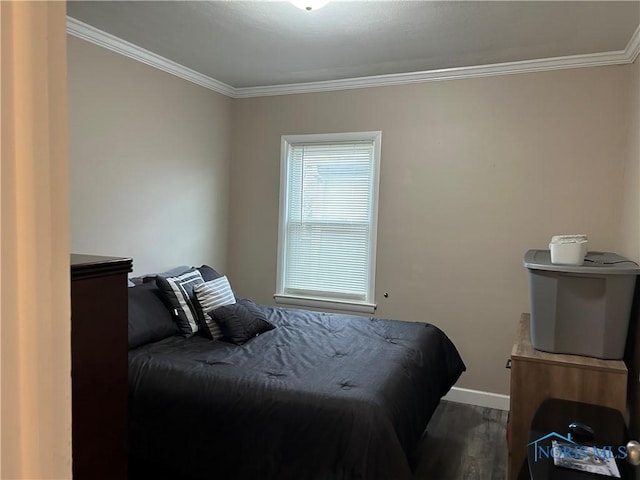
[274, 131, 381, 314]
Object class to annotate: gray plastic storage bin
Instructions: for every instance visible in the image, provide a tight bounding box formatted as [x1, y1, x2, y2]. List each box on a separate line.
[523, 249, 639, 359]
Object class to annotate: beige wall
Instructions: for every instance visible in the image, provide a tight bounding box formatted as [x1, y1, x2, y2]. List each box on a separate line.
[620, 57, 640, 436]
[68, 37, 232, 275]
[621, 58, 640, 263]
[229, 66, 630, 395]
[68, 34, 635, 396]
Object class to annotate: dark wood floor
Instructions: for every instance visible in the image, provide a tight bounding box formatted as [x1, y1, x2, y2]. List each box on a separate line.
[412, 400, 509, 480]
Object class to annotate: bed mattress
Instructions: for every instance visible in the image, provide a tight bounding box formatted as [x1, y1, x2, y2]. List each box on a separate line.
[128, 305, 465, 480]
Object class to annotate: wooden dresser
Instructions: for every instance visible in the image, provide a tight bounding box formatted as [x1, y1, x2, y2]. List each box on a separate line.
[71, 254, 132, 480]
[508, 313, 627, 480]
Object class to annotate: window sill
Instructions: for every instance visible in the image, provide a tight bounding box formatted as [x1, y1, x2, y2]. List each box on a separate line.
[273, 294, 376, 314]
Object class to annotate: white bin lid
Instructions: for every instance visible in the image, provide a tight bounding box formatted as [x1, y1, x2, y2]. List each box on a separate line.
[524, 249, 640, 274]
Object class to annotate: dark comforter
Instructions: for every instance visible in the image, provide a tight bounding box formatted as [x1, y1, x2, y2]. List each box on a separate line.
[129, 305, 465, 480]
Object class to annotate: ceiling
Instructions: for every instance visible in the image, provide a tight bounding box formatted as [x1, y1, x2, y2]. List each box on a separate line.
[67, 1, 640, 92]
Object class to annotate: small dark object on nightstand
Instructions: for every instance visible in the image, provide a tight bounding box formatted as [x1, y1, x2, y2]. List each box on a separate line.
[568, 421, 595, 442]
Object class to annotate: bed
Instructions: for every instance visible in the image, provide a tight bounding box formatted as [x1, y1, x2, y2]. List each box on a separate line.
[127, 266, 465, 480]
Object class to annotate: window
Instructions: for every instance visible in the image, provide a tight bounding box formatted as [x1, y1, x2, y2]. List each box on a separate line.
[275, 132, 381, 313]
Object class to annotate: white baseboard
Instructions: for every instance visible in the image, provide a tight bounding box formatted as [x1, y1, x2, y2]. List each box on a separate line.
[442, 387, 510, 411]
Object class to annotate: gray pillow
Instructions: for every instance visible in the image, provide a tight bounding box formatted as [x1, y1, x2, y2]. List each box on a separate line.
[194, 276, 236, 339]
[197, 264, 222, 282]
[156, 268, 205, 336]
[128, 283, 178, 349]
[210, 299, 275, 345]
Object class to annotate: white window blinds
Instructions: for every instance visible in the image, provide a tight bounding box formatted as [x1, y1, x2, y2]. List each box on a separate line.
[276, 132, 381, 312]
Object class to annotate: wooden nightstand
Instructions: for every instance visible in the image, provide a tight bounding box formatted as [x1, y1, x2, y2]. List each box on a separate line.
[508, 313, 627, 480]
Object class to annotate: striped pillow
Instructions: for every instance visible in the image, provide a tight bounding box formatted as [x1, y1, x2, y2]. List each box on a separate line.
[156, 268, 205, 336]
[194, 276, 236, 339]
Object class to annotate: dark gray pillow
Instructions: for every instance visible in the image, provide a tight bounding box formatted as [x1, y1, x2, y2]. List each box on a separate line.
[209, 299, 275, 345]
[197, 264, 222, 282]
[128, 283, 178, 349]
[156, 268, 205, 336]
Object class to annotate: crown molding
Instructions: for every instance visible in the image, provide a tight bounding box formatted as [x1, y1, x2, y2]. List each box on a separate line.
[234, 50, 631, 97]
[626, 24, 640, 63]
[67, 16, 640, 99]
[66, 17, 235, 97]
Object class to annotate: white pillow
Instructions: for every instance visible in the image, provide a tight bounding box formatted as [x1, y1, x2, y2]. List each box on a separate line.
[194, 276, 236, 339]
